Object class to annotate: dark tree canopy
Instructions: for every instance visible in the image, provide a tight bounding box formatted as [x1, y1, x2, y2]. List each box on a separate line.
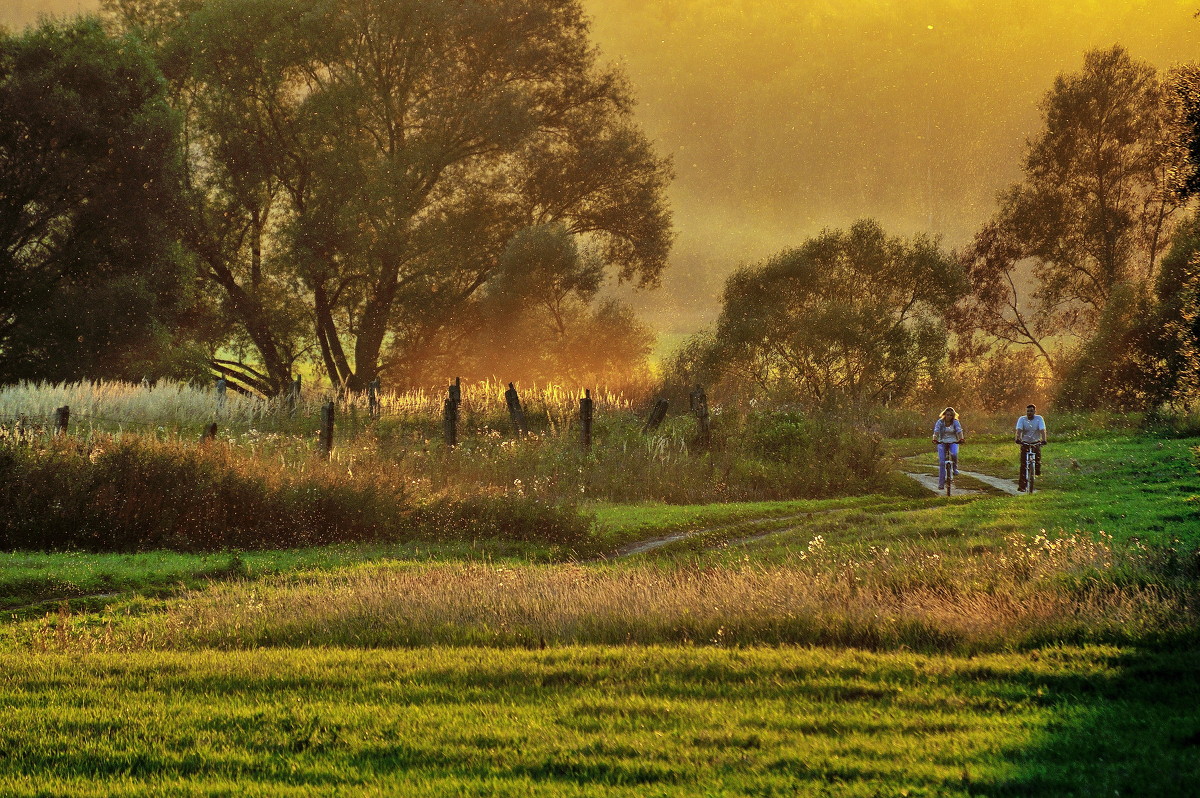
[693, 220, 965, 406]
[0, 17, 198, 382]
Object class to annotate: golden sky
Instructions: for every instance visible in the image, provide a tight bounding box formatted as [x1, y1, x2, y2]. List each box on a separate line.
[6, 0, 1200, 329]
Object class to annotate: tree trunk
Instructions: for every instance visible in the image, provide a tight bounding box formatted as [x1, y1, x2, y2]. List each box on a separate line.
[314, 283, 354, 388]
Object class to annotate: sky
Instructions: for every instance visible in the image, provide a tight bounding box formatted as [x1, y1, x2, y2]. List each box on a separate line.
[6, 0, 1200, 333]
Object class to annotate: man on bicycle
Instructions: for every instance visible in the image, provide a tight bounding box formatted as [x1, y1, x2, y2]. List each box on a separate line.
[1015, 404, 1047, 491]
[932, 407, 964, 490]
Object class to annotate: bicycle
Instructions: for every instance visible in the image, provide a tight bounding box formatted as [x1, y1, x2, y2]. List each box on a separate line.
[938, 442, 960, 497]
[1022, 441, 1044, 493]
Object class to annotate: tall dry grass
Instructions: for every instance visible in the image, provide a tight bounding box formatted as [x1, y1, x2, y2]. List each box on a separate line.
[0, 432, 591, 552]
[0, 380, 893, 505]
[27, 531, 1197, 654]
[0, 379, 633, 433]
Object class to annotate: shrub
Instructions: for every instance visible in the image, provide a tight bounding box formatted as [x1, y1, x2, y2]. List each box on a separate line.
[0, 435, 590, 553]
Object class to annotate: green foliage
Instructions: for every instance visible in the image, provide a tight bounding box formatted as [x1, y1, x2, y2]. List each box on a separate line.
[734, 411, 889, 496]
[692, 219, 965, 406]
[0, 17, 207, 382]
[1145, 209, 1200, 407]
[1054, 207, 1200, 411]
[1055, 284, 1164, 410]
[113, 0, 673, 392]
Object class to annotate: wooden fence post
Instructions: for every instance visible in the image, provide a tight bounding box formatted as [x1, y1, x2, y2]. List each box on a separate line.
[505, 382, 526, 436]
[320, 401, 335, 459]
[642, 397, 669, 434]
[368, 378, 381, 419]
[689, 384, 711, 448]
[443, 397, 458, 448]
[54, 406, 69, 435]
[200, 422, 218, 444]
[580, 389, 593, 450]
[448, 377, 462, 409]
[288, 374, 302, 416]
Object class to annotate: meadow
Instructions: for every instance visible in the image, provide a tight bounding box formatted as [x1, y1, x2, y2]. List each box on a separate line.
[1, 645, 1196, 797]
[1, 381, 1198, 795]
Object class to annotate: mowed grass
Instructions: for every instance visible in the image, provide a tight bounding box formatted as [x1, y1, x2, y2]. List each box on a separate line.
[0, 646, 1197, 797]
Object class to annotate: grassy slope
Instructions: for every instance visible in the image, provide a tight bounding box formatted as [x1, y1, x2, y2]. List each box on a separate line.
[0, 541, 563, 614]
[1, 432, 1197, 795]
[4, 433, 1197, 609]
[0, 646, 1196, 797]
[900, 434, 1200, 546]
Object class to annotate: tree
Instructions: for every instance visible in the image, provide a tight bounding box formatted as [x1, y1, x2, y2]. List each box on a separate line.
[1168, 63, 1200, 200]
[457, 223, 653, 384]
[0, 17, 199, 382]
[110, 0, 672, 392]
[1135, 210, 1200, 407]
[698, 220, 965, 405]
[961, 46, 1191, 372]
[1055, 283, 1163, 409]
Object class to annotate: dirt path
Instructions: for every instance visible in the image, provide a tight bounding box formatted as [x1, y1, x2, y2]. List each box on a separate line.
[602, 511, 826, 559]
[607, 460, 1024, 561]
[904, 471, 984, 496]
[900, 456, 1021, 496]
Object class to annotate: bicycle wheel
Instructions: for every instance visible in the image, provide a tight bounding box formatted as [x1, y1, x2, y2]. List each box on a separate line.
[1026, 453, 1035, 494]
[944, 454, 953, 497]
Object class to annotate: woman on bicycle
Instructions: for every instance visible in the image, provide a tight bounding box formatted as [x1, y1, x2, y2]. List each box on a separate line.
[932, 407, 964, 490]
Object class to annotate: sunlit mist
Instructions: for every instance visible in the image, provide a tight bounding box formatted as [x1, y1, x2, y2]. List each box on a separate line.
[7, 0, 1200, 333]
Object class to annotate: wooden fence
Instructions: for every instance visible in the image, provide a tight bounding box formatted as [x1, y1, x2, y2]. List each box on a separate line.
[0, 380, 713, 459]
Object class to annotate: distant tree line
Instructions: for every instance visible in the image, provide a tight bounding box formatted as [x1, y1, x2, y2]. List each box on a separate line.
[674, 45, 1200, 413]
[0, 0, 672, 391]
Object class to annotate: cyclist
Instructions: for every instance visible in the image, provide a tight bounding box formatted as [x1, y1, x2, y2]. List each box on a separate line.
[1015, 403, 1047, 491]
[932, 406, 964, 490]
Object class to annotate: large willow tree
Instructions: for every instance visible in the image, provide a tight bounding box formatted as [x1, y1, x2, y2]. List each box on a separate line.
[108, 0, 672, 393]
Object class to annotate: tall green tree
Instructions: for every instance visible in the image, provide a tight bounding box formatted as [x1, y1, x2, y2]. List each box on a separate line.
[110, 0, 672, 393]
[1134, 210, 1200, 407]
[961, 45, 1191, 372]
[696, 220, 965, 405]
[0, 17, 196, 383]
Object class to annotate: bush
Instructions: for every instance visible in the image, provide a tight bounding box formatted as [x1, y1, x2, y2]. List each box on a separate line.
[0, 435, 590, 553]
[733, 412, 889, 498]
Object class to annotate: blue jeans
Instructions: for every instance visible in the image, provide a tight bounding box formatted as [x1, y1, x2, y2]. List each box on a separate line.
[938, 442, 959, 486]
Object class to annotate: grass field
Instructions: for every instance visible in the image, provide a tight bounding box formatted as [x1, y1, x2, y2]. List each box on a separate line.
[1, 646, 1196, 797]
[1, 410, 1198, 794]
